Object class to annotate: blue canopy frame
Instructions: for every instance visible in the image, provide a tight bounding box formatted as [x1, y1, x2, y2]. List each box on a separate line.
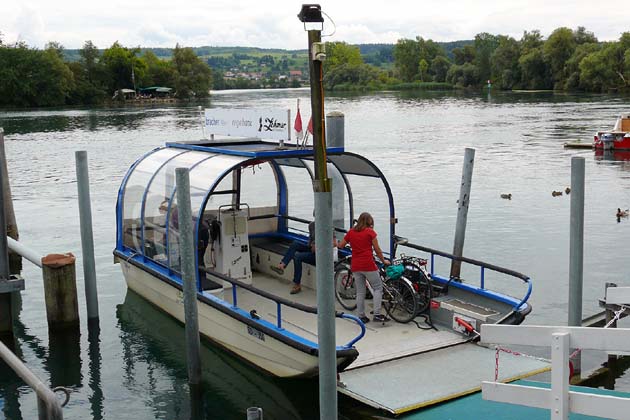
[115, 140, 396, 290]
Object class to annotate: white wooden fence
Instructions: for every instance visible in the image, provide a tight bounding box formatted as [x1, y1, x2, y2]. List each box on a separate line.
[481, 323, 630, 420]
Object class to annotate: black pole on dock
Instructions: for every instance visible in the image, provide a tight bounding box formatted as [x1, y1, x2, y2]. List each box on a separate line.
[298, 5, 337, 420]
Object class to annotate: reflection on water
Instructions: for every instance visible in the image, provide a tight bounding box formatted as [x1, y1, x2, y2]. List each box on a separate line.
[2, 90, 630, 419]
[116, 290, 309, 420]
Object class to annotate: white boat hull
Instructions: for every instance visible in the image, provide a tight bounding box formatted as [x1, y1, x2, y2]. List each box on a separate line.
[120, 260, 350, 378]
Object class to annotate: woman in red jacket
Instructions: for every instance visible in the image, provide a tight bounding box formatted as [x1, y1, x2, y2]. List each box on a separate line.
[337, 212, 390, 324]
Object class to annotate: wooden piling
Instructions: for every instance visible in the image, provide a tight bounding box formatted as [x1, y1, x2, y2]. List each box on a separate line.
[0, 294, 11, 333]
[0, 129, 21, 275]
[42, 253, 79, 329]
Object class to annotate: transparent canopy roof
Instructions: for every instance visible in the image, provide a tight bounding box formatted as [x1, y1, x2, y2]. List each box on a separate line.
[116, 141, 395, 269]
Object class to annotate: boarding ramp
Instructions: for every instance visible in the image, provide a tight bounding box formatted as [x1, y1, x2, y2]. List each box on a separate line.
[338, 341, 549, 415]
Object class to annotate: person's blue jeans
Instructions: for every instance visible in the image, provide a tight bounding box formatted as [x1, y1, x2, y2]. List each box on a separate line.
[281, 241, 316, 285]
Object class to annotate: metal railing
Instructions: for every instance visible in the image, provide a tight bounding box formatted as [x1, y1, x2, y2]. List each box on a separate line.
[393, 236, 532, 311]
[0, 339, 64, 420]
[202, 267, 366, 348]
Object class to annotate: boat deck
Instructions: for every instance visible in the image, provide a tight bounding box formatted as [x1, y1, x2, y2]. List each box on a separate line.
[217, 272, 549, 414]
[221, 272, 468, 368]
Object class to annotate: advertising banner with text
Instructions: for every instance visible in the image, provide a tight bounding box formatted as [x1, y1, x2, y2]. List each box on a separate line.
[204, 109, 290, 140]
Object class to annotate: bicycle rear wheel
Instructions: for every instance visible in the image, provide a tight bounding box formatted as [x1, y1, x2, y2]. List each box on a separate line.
[383, 277, 418, 323]
[414, 270, 433, 314]
[334, 264, 357, 310]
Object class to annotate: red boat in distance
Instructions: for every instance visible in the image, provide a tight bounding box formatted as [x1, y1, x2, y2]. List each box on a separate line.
[593, 114, 630, 150]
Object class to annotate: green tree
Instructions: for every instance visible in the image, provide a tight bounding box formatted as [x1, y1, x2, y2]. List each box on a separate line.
[474, 32, 499, 85]
[543, 27, 576, 88]
[491, 35, 521, 89]
[418, 58, 429, 81]
[171, 44, 213, 98]
[140, 50, 175, 87]
[393, 38, 420, 82]
[574, 26, 597, 45]
[324, 63, 383, 90]
[324, 42, 363, 75]
[452, 45, 475, 65]
[74, 40, 108, 101]
[102, 42, 141, 93]
[520, 30, 544, 54]
[0, 42, 74, 107]
[564, 42, 600, 89]
[430, 56, 451, 82]
[45, 41, 65, 60]
[446, 63, 479, 87]
[518, 47, 551, 89]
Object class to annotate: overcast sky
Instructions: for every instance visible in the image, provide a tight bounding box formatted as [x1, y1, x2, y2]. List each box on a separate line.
[1, 0, 627, 50]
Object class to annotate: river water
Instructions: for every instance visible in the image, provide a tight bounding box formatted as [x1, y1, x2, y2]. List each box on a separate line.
[1, 89, 630, 419]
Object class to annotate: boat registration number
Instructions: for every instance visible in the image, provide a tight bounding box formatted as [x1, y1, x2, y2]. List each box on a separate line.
[247, 326, 265, 341]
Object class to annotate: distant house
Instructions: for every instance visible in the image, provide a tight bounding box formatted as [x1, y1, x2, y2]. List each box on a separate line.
[112, 88, 136, 100]
[289, 70, 303, 80]
[138, 86, 173, 98]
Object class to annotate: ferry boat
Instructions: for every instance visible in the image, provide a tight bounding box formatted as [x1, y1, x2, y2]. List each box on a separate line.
[113, 108, 545, 414]
[593, 113, 630, 150]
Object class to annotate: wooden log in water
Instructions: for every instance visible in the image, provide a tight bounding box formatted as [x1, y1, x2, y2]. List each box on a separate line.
[564, 142, 593, 149]
[42, 253, 79, 329]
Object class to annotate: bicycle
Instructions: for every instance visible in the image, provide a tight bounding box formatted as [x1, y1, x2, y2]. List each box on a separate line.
[334, 256, 419, 323]
[391, 254, 433, 315]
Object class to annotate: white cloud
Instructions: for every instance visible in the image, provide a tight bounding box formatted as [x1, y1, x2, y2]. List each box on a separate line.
[0, 0, 626, 48]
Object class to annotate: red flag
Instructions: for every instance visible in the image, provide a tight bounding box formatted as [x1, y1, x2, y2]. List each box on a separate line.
[307, 116, 313, 134]
[294, 107, 303, 133]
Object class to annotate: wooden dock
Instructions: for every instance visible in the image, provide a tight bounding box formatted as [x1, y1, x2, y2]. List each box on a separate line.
[564, 141, 593, 149]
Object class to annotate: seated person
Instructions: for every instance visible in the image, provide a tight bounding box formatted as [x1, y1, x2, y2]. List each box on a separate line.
[272, 220, 316, 295]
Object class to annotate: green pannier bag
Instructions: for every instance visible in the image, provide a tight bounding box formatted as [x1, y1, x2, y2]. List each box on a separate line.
[385, 264, 404, 279]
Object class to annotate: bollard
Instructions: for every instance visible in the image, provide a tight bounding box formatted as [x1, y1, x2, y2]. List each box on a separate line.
[176, 168, 201, 385]
[451, 148, 475, 278]
[568, 157, 585, 375]
[42, 253, 79, 329]
[75, 151, 99, 321]
[246, 407, 263, 420]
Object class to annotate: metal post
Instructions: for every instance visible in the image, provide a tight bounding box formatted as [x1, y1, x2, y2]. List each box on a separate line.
[246, 407, 263, 419]
[568, 157, 585, 375]
[176, 167, 201, 385]
[326, 112, 345, 232]
[75, 151, 99, 321]
[305, 20, 337, 420]
[450, 148, 475, 278]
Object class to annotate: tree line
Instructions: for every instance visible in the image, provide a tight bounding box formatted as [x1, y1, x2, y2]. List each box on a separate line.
[323, 27, 630, 92]
[0, 37, 213, 107]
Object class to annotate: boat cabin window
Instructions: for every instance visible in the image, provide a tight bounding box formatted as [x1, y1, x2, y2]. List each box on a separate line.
[281, 163, 315, 233]
[344, 174, 391, 253]
[117, 142, 396, 269]
[239, 162, 279, 235]
[122, 148, 184, 253]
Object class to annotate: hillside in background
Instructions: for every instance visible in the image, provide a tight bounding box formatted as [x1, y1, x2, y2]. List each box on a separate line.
[64, 41, 473, 68]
